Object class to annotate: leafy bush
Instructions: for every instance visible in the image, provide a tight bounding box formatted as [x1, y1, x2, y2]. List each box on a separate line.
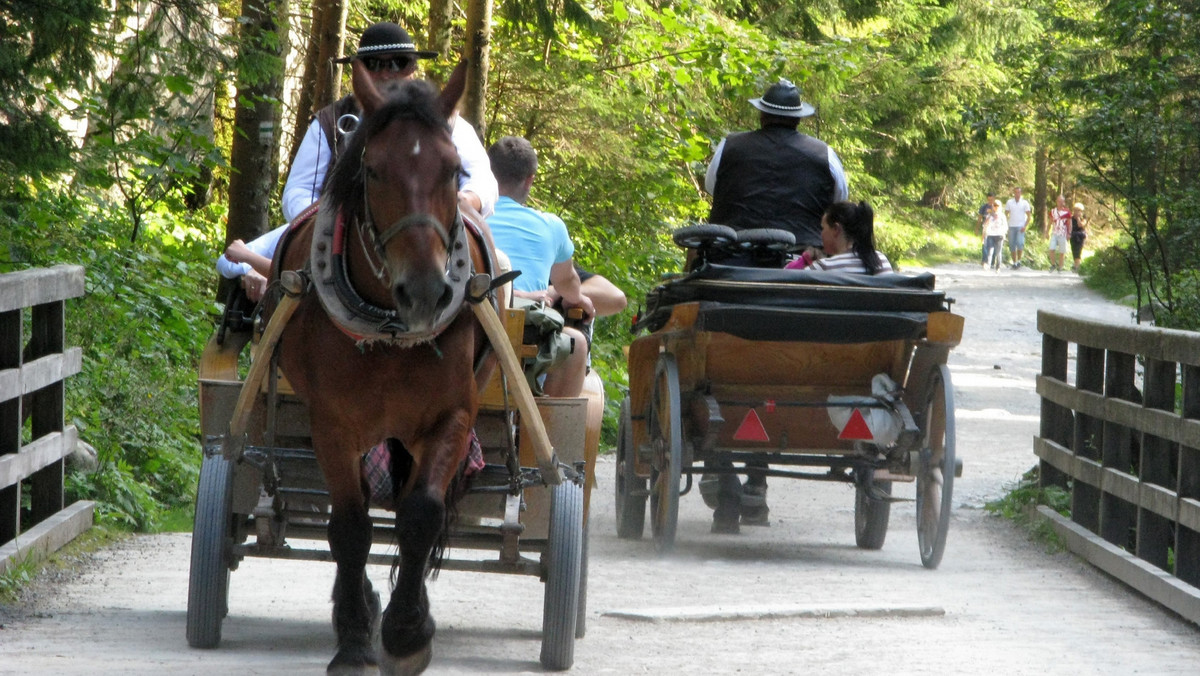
[985, 465, 1069, 551]
[2, 188, 223, 531]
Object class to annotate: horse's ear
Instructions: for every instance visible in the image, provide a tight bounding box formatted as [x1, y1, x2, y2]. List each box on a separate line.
[438, 59, 469, 120]
[352, 60, 385, 117]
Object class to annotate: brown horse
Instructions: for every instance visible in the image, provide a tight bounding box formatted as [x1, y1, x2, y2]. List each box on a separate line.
[269, 61, 495, 675]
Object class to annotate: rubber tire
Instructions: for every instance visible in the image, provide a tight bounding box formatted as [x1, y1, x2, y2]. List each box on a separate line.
[736, 228, 796, 250]
[917, 364, 956, 569]
[615, 397, 647, 539]
[541, 480, 583, 671]
[575, 522, 589, 639]
[187, 454, 234, 649]
[672, 223, 738, 250]
[854, 470, 892, 550]
[649, 355, 682, 554]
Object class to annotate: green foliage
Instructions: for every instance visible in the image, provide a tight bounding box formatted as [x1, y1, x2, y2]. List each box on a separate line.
[2, 186, 222, 531]
[0, 0, 108, 189]
[985, 465, 1070, 551]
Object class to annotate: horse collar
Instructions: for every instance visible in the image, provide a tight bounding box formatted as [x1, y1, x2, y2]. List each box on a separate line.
[309, 201, 474, 348]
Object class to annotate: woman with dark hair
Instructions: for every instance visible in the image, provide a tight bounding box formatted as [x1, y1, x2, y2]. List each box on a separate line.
[808, 200, 893, 274]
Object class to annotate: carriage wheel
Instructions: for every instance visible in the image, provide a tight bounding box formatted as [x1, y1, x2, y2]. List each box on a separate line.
[615, 397, 647, 539]
[541, 479, 583, 670]
[575, 522, 589, 639]
[187, 454, 234, 648]
[916, 364, 956, 569]
[649, 354, 682, 553]
[672, 223, 738, 250]
[854, 468, 892, 550]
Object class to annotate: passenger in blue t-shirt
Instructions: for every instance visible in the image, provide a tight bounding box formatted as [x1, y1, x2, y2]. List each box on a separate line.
[487, 136, 594, 397]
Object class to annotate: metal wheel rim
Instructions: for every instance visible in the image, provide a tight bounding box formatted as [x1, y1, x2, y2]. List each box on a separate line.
[648, 355, 682, 552]
[916, 364, 956, 569]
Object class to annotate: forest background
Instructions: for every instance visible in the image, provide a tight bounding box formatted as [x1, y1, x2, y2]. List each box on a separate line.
[0, 0, 1197, 532]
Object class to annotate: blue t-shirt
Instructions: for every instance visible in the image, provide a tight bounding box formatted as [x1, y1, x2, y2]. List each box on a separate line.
[487, 196, 574, 293]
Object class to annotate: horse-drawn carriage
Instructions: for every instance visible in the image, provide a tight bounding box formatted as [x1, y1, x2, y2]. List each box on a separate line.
[187, 61, 596, 673]
[616, 225, 964, 568]
[189, 280, 599, 670]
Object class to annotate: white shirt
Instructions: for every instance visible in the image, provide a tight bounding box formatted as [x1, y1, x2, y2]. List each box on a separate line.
[1005, 197, 1032, 229]
[216, 224, 288, 279]
[811, 251, 892, 274]
[281, 112, 498, 222]
[704, 137, 849, 202]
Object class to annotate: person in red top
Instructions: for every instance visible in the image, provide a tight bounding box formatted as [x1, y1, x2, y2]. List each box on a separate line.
[1047, 195, 1072, 272]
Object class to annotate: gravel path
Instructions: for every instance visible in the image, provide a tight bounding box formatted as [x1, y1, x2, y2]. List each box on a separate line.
[3, 262, 1199, 675]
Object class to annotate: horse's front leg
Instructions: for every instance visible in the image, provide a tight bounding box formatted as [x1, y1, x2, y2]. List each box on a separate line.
[379, 410, 471, 675]
[314, 432, 380, 675]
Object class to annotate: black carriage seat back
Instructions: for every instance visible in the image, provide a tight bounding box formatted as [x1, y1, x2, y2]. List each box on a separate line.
[634, 263, 950, 343]
[217, 283, 257, 346]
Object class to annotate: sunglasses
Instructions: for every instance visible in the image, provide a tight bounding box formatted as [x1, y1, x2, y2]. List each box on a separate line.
[362, 55, 414, 73]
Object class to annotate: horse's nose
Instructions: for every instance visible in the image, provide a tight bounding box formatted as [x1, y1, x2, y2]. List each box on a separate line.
[393, 276, 454, 325]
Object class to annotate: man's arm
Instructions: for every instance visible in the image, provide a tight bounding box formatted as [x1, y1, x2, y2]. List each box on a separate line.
[216, 224, 288, 279]
[827, 147, 849, 202]
[548, 260, 595, 318]
[550, 274, 626, 318]
[704, 137, 727, 195]
[452, 116, 499, 218]
[281, 120, 329, 223]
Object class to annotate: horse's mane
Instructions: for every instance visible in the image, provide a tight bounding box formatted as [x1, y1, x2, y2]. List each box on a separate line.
[323, 79, 452, 226]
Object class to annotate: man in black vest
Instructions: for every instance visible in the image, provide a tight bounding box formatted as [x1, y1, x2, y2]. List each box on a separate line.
[700, 78, 848, 532]
[706, 78, 848, 257]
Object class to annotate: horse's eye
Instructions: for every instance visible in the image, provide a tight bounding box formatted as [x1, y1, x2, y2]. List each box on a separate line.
[364, 164, 380, 182]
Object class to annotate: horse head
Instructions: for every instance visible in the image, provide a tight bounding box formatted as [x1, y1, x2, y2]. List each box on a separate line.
[326, 60, 470, 334]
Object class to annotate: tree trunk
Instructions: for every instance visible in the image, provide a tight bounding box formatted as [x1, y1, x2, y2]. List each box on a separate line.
[226, 0, 287, 249]
[462, 0, 492, 139]
[289, 0, 346, 168]
[1033, 142, 1047, 236]
[428, 0, 454, 65]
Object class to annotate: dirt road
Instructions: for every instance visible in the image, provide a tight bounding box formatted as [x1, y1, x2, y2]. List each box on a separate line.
[3, 263, 1200, 675]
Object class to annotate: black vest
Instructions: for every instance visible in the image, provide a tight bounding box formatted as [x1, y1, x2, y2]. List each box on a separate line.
[314, 95, 362, 189]
[709, 127, 836, 248]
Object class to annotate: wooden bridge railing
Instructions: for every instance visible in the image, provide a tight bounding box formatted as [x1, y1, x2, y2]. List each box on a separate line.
[1036, 309, 1200, 624]
[0, 265, 92, 575]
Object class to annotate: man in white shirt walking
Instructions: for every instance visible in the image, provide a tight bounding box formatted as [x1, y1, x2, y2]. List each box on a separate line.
[1004, 186, 1033, 269]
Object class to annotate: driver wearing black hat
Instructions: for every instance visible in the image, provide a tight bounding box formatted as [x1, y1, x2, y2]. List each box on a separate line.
[705, 78, 848, 254]
[281, 21, 497, 223]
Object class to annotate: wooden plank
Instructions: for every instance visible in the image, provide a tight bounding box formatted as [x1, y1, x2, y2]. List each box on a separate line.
[0, 427, 78, 488]
[1033, 436, 1074, 475]
[0, 265, 86, 314]
[1181, 498, 1200, 533]
[0, 350, 83, 402]
[1038, 309, 1200, 367]
[1038, 506, 1200, 626]
[1138, 482, 1179, 522]
[1101, 467, 1139, 504]
[924, 311, 964, 346]
[1075, 455, 1103, 488]
[0, 499, 93, 576]
[704, 335, 906, 387]
[1037, 376, 1200, 450]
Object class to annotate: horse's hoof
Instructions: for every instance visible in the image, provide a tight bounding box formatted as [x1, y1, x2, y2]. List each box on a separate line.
[327, 645, 379, 676]
[379, 644, 432, 676]
[381, 608, 435, 658]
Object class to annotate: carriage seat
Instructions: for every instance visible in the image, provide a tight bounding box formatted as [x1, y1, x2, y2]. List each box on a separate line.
[634, 263, 951, 343]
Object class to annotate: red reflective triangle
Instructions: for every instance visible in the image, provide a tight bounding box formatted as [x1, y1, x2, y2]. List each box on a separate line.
[838, 408, 875, 440]
[734, 409, 770, 442]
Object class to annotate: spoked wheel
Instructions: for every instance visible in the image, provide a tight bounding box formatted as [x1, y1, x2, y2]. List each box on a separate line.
[187, 454, 234, 648]
[541, 479, 583, 670]
[916, 364, 956, 569]
[615, 397, 647, 539]
[854, 467, 892, 550]
[648, 354, 682, 553]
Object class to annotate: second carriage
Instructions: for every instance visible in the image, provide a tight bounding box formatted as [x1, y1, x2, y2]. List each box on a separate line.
[616, 226, 965, 568]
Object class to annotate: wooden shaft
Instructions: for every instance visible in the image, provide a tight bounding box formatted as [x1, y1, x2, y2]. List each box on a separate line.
[471, 300, 563, 485]
[223, 292, 300, 460]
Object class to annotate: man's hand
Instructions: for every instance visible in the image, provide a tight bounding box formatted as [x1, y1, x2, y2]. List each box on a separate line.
[559, 292, 595, 319]
[241, 270, 268, 302]
[225, 239, 251, 265]
[513, 288, 555, 305]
